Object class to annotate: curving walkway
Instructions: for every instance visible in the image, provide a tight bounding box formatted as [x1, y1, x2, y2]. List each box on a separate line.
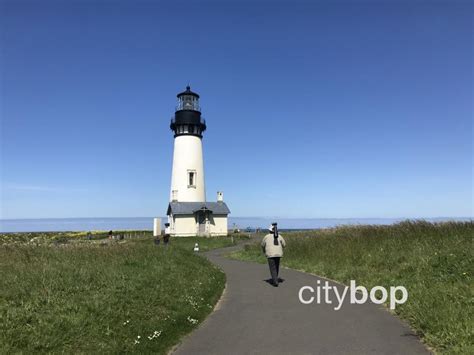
[173, 243, 429, 355]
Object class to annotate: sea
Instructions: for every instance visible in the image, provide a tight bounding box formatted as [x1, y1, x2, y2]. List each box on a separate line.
[0, 217, 471, 233]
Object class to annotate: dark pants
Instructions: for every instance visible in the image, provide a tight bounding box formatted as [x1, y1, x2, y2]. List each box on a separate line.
[267, 257, 281, 285]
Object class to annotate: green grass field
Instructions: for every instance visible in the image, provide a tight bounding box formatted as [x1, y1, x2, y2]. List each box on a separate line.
[0, 233, 236, 354]
[230, 221, 473, 354]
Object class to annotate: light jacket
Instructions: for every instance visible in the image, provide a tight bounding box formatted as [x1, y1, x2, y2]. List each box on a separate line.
[261, 233, 286, 258]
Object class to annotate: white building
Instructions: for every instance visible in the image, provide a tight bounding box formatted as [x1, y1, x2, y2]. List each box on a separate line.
[166, 86, 230, 237]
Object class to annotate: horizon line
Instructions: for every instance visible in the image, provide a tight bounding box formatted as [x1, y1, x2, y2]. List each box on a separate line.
[1, 216, 472, 221]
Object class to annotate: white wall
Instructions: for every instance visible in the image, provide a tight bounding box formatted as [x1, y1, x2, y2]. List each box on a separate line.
[209, 215, 228, 236]
[170, 135, 206, 202]
[169, 213, 228, 237]
[171, 215, 197, 237]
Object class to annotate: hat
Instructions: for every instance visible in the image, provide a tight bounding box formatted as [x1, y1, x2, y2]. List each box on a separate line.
[268, 223, 277, 232]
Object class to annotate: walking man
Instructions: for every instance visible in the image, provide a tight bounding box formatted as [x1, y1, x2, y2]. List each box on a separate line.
[261, 222, 286, 287]
[163, 223, 171, 246]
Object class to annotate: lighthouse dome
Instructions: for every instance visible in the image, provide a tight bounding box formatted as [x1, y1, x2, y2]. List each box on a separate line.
[177, 85, 200, 99]
[171, 86, 206, 137]
[176, 86, 200, 112]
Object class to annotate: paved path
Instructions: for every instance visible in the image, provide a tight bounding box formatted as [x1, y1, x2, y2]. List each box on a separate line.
[174, 242, 429, 355]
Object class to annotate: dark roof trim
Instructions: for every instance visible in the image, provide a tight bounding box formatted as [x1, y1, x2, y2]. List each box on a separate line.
[177, 86, 200, 98]
[167, 201, 230, 216]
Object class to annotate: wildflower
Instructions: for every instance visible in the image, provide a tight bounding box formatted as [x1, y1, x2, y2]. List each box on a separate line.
[187, 316, 198, 325]
[148, 330, 162, 340]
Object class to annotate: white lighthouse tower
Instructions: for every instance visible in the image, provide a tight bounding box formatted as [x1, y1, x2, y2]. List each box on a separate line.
[166, 86, 230, 237]
[169, 86, 206, 202]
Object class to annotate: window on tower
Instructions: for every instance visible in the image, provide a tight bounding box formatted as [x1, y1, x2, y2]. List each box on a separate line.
[188, 171, 196, 188]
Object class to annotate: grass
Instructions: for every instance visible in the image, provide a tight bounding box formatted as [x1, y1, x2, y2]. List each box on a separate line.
[165, 234, 248, 252]
[230, 220, 474, 354]
[0, 233, 238, 353]
[0, 231, 249, 250]
[0, 230, 154, 245]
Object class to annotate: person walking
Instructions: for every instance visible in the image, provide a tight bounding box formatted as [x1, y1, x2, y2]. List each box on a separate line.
[163, 223, 171, 246]
[261, 222, 286, 287]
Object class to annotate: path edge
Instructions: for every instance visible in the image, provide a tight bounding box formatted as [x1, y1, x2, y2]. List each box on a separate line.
[168, 282, 228, 355]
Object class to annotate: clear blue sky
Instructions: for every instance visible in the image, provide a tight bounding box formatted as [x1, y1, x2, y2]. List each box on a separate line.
[1, 0, 472, 219]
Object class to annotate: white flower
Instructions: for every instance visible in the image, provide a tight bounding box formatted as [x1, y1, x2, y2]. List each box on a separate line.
[148, 330, 162, 340]
[187, 316, 198, 325]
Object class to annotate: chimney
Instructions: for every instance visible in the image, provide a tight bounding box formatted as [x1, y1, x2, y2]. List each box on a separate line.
[217, 191, 224, 202]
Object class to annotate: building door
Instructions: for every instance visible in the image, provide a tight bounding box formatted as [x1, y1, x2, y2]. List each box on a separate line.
[197, 210, 208, 235]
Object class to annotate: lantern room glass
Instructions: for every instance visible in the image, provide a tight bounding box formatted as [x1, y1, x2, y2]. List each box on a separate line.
[176, 94, 200, 112]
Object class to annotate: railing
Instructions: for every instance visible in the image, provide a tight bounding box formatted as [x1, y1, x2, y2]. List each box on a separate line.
[175, 102, 201, 112]
[170, 117, 206, 126]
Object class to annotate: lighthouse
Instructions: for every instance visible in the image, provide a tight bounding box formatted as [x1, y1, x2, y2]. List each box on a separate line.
[169, 86, 206, 202]
[166, 86, 230, 237]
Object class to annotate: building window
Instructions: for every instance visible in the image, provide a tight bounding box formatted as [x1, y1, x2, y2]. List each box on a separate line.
[188, 170, 196, 188]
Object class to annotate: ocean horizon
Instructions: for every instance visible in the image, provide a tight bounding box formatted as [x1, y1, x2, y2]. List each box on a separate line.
[0, 217, 471, 233]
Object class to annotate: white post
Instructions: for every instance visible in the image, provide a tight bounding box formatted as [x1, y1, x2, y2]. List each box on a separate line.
[153, 218, 161, 237]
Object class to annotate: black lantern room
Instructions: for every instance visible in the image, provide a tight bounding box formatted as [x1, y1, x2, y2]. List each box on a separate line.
[170, 86, 207, 138]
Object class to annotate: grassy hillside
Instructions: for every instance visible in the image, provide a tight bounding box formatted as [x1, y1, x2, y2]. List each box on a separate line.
[0, 236, 230, 353]
[0, 231, 246, 251]
[230, 221, 473, 354]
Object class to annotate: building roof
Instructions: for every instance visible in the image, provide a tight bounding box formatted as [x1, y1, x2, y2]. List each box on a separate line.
[167, 201, 230, 216]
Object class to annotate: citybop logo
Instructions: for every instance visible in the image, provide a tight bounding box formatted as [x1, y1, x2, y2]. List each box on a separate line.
[298, 280, 408, 310]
